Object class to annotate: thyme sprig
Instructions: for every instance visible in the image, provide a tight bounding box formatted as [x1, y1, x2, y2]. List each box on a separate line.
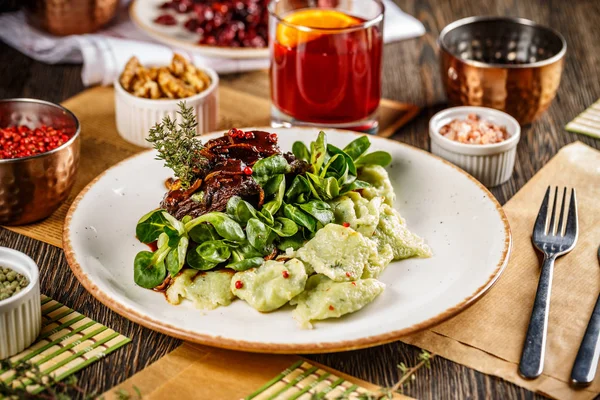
[0, 358, 141, 400]
[146, 102, 207, 189]
[392, 350, 434, 393]
[323, 350, 435, 400]
[0, 358, 93, 400]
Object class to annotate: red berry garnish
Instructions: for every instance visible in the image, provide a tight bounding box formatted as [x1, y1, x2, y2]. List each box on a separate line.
[282, 270, 289, 279]
[157, 0, 269, 48]
[154, 14, 177, 26]
[243, 166, 253, 175]
[244, 131, 254, 139]
[343, 222, 350, 228]
[235, 280, 243, 289]
[268, 133, 278, 143]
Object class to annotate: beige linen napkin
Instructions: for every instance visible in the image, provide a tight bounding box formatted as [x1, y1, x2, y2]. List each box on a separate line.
[402, 142, 600, 400]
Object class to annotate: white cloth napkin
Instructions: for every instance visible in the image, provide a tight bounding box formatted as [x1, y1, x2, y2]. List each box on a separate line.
[0, 0, 425, 86]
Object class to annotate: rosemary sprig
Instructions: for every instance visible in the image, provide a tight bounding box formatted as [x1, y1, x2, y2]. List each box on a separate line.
[0, 358, 94, 400]
[391, 350, 434, 393]
[0, 359, 142, 400]
[309, 350, 434, 400]
[146, 101, 207, 189]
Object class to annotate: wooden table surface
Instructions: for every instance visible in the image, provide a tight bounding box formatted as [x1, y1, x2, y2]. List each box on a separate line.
[1, 0, 600, 398]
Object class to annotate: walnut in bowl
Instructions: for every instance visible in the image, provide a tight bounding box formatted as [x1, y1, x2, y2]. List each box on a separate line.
[119, 54, 213, 100]
[115, 54, 219, 147]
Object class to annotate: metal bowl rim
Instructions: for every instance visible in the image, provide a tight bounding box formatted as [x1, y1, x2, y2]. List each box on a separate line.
[0, 98, 81, 164]
[438, 16, 567, 69]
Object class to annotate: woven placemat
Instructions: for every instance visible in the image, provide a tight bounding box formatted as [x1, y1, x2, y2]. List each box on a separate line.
[1, 295, 130, 395]
[245, 360, 381, 399]
[101, 342, 409, 400]
[566, 98, 600, 139]
[4, 85, 418, 248]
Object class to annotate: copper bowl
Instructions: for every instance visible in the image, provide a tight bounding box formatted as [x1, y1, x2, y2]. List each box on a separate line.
[24, 0, 119, 36]
[0, 99, 80, 226]
[439, 17, 567, 125]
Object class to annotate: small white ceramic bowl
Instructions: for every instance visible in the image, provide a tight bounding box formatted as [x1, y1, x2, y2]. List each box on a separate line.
[0, 248, 42, 359]
[114, 65, 219, 148]
[429, 106, 521, 187]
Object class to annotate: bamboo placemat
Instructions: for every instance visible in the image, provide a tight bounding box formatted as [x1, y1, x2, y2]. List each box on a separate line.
[1, 295, 130, 394]
[566, 98, 600, 139]
[4, 84, 418, 248]
[101, 342, 409, 400]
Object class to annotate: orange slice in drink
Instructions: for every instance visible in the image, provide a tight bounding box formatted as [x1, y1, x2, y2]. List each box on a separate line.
[276, 9, 362, 48]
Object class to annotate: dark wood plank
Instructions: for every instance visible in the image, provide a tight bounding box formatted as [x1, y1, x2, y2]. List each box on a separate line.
[1, 0, 600, 397]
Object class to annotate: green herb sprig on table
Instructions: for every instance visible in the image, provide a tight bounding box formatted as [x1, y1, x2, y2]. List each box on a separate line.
[0, 358, 142, 400]
[311, 350, 435, 400]
[146, 102, 207, 189]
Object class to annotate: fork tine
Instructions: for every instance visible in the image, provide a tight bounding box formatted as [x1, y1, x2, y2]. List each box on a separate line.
[548, 187, 558, 235]
[556, 187, 567, 236]
[534, 186, 551, 236]
[565, 188, 578, 238]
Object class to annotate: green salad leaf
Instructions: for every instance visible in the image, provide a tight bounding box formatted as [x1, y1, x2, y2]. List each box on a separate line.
[283, 204, 317, 233]
[310, 132, 328, 173]
[252, 155, 290, 185]
[185, 212, 245, 243]
[228, 257, 264, 271]
[292, 141, 310, 161]
[355, 151, 392, 167]
[246, 218, 272, 254]
[343, 136, 371, 160]
[298, 200, 334, 226]
[134, 251, 167, 289]
[327, 144, 357, 175]
[136, 210, 171, 244]
[188, 223, 219, 243]
[271, 217, 299, 237]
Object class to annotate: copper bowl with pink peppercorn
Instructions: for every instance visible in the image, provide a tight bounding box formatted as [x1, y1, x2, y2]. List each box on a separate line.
[0, 99, 80, 225]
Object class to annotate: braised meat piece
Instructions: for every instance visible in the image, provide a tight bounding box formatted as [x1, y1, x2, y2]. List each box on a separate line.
[160, 129, 309, 220]
[284, 152, 312, 176]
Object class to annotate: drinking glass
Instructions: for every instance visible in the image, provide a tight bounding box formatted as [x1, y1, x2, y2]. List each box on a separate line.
[268, 0, 384, 134]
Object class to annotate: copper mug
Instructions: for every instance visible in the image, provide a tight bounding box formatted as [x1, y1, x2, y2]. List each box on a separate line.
[24, 0, 118, 36]
[439, 17, 567, 125]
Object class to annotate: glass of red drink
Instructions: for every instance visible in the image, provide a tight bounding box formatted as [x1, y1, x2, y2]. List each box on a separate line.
[269, 0, 384, 133]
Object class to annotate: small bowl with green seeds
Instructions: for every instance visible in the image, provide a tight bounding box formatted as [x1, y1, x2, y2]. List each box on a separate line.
[0, 266, 30, 301]
[0, 247, 42, 359]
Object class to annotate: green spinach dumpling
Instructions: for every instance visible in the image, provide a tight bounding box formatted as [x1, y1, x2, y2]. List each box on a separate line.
[374, 204, 432, 260]
[329, 192, 382, 237]
[362, 239, 394, 279]
[358, 165, 395, 206]
[296, 224, 371, 281]
[166, 269, 235, 310]
[291, 275, 385, 329]
[231, 259, 307, 312]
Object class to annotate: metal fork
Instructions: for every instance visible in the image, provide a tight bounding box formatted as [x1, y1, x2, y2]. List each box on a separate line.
[570, 245, 600, 386]
[519, 187, 579, 379]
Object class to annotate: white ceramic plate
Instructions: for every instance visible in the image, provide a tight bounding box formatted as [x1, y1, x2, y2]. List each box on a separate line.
[130, 0, 269, 60]
[64, 128, 511, 353]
